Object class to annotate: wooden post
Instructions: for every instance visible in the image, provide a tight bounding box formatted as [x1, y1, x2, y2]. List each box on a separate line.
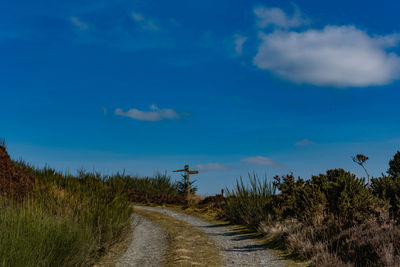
[173, 164, 199, 201]
[185, 164, 190, 200]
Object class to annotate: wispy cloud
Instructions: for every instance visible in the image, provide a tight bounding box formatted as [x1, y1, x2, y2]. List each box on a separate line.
[295, 139, 315, 146]
[252, 6, 400, 87]
[115, 105, 180, 122]
[233, 34, 247, 55]
[254, 5, 309, 29]
[241, 156, 281, 167]
[131, 12, 160, 31]
[70, 16, 89, 30]
[196, 163, 230, 171]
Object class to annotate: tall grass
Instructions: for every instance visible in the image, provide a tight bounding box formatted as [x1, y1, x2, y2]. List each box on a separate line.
[106, 172, 185, 204]
[107, 171, 178, 196]
[0, 162, 133, 267]
[0, 200, 94, 267]
[224, 173, 275, 229]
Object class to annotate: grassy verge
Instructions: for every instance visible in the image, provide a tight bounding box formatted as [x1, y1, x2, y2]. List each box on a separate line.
[0, 143, 133, 267]
[135, 208, 223, 267]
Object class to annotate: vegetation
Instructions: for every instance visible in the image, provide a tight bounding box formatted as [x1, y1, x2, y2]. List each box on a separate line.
[388, 151, 400, 178]
[110, 172, 186, 205]
[0, 141, 190, 266]
[4, 135, 400, 267]
[0, 142, 133, 267]
[0, 163, 133, 266]
[223, 152, 400, 267]
[175, 174, 198, 196]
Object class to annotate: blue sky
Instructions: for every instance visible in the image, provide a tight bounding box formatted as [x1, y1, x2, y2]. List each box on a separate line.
[1, 0, 400, 194]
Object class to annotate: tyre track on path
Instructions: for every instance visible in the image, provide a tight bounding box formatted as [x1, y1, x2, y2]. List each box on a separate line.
[116, 213, 167, 267]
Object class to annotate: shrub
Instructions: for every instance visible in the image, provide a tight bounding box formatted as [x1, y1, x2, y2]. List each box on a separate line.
[388, 151, 400, 178]
[310, 169, 384, 227]
[371, 175, 400, 221]
[175, 174, 198, 195]
[272, 169, 383, 226]
[273, 174, 327, 224]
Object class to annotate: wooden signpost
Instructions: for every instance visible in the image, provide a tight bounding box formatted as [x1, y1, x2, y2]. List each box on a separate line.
[173, 164, 199, 200]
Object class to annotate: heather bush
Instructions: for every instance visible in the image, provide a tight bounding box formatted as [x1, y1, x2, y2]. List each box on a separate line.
[332, 220, 400, 267]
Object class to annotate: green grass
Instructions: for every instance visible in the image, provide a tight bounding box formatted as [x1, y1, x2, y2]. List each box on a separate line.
[224, 173, 275, 229]
[0, 161, 133, 267]
[0, 200, 95, 267]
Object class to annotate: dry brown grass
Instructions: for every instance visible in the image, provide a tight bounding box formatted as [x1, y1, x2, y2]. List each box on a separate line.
[135, 208, 223, 267]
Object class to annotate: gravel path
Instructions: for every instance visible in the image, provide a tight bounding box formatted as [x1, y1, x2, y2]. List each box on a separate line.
[134, 206, 287, 267]
[116, 213, 167, 267]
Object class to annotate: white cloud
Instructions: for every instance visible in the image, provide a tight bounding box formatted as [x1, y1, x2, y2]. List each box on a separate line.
[233, 34, 247, 55]
[131, 13, 160, 31]
[70, 16, 88, 30]
[253, 25, 400, 87]
[295, 139, 315, 146]
[115, 105, 180, 122]
[254, 6, 309, 29]
[241, 156, 280, 167]
[196, 163, 230, 171]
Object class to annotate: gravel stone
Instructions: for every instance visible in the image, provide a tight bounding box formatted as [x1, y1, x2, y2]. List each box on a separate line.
[134, 206, 287, 267]
[116, 213, 167, 267]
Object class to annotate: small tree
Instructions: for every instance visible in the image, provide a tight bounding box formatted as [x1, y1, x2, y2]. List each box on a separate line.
[175, 174, 198, 195]
[352, 154, 370, 184]
[388, 151, 400, 178]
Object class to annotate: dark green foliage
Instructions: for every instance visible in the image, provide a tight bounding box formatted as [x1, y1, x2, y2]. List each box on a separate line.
[371, 175, 400, 221]
[388, 151, 400, 178]
[175, 174, 198, 195]
[310, 169, 381, 226]
[271, 169, 381, 226]
[272, 174, 317, 220]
